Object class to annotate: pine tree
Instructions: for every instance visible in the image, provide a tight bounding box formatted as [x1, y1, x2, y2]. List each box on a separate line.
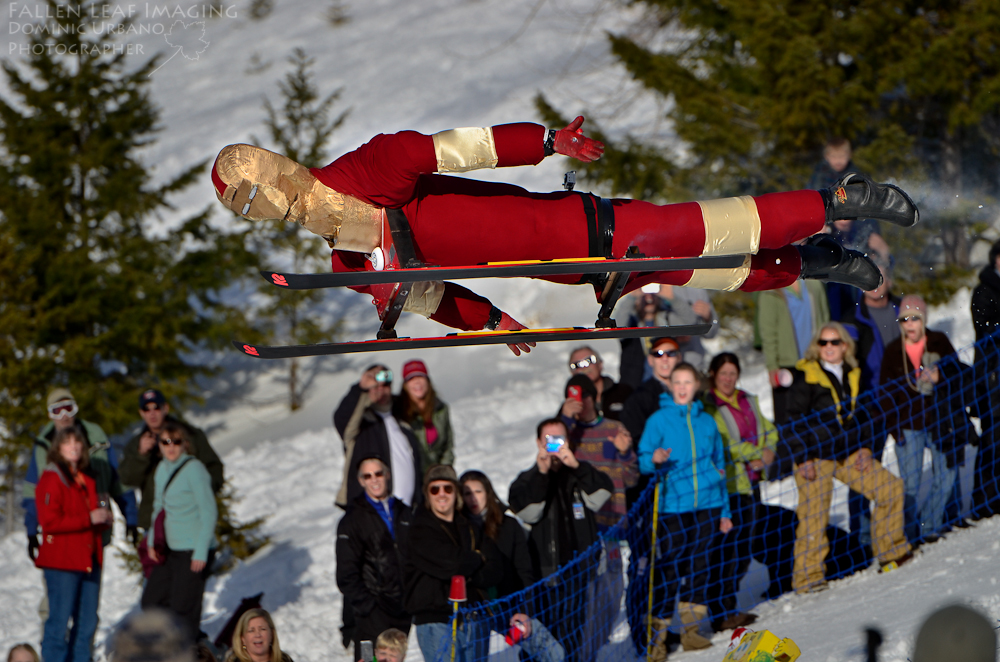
[251, 48, 350, 410]
[0, 0, 257, 528]
[542, 0, 1000, 305]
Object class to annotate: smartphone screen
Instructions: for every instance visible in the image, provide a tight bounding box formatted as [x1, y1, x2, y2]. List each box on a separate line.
[544, 435, 566, 454]
[360, 641, 373, 662]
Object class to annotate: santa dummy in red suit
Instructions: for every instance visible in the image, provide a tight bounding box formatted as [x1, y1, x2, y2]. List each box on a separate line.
[212, 117, 917, 354]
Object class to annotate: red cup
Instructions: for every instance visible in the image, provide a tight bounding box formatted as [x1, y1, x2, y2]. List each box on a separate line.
[505, 622, 526, 646]
[449, 575, 467, 602]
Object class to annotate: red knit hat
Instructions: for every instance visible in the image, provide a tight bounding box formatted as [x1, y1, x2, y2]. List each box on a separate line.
[402, 359, 428, 382]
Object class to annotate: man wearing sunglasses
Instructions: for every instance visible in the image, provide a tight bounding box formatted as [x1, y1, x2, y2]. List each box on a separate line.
[119, 389, 225, 543]
[21, 387, 137, 631]
[334, 365, 423, 511]
[562, 346, 631, 422]
[336, 456, 413, 662]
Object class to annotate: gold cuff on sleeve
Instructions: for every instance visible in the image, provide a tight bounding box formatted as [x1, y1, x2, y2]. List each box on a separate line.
[696, 196, 762, 256]
[432, 127, 499, 173]
[683, 254, 751, 292]
[402, 280, 446, 317]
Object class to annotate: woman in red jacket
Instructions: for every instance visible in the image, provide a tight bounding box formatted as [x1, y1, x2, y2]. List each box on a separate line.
[35, 425, 113, 662]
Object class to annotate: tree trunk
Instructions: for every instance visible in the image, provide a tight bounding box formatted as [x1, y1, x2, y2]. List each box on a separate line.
[939, 134, 970, 268]
[5, 462, 15, 536]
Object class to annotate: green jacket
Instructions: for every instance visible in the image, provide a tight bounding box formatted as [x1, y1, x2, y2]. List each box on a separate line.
[756, 281, 830, 371]
[703, 391, 779, 496]
[119, 413, 224, 529]
[24, 419, 124, 546]
[397, 399, 454, 474]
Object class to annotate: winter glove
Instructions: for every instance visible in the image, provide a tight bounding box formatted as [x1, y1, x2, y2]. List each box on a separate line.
[27, 533, 39, 561]
[126, 525, 141, 548]
[498, 312, 535, 357]
[547, 116, 604, 162]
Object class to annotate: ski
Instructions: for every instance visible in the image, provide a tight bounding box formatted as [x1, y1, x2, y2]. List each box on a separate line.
[261, 255, 746, 289]
[233, 323, 711, 359]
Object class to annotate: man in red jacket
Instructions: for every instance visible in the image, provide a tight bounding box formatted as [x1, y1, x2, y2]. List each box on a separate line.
[212, 117, 918, 352]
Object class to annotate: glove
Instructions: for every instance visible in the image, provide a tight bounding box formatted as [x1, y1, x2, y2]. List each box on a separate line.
[498, 312, 535, 357]
[126, 525, 141, 548]
[549, 116, 604, 162]
[27, 534, 39, 561]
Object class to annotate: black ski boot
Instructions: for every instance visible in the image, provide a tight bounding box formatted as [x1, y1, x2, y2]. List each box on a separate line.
[799, 235, 882, 291]
[821, 173, 919, 227]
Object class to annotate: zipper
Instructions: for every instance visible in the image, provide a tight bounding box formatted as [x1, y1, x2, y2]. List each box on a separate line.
[687, 404, 698, 509]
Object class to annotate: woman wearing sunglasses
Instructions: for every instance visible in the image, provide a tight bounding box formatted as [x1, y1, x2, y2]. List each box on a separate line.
[879, 295, 965, 544]
[140, 420, 218, 641]
[404, 465, 502, 662]
[785, 322, 911, 593]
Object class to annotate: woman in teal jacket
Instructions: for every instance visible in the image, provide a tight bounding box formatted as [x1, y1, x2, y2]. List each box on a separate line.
[140, 420, 218, 641]
[638, 363, 731, 650]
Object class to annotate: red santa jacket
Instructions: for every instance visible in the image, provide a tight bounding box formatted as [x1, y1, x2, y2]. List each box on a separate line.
[35, 463, 104, 573]
[314, 123, 589, 330]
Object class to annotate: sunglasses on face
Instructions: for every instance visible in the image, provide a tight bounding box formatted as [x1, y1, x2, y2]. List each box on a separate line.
[47, 401, 79, 418]
[569, 355, 598, 371]
[650, 348, 680, 358]
[142, 403, 162, 412]
[897, 315, 924, 324]
[373, 369, 393, 385]
[158, 437, 184, 446]
[429, 483, 454, 496]
[817, 338, 843, 347]
[362, 470, 385, 481]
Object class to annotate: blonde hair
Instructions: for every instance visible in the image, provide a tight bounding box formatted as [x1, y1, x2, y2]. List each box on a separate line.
[231, 609, 283, 662]
[802, 322, 858, 370]
[7, 645, 39, 662]
[375, 629, 408, 657]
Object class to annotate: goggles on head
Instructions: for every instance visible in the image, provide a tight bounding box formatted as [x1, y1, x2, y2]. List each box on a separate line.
[47, 400, 79, 419]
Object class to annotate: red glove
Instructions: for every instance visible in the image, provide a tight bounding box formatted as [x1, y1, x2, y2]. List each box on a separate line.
[498, 312, 535, 357]
[550, 116, 604, 162]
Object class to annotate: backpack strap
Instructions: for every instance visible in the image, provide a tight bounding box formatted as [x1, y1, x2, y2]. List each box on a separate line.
[164, 457, 194, 495]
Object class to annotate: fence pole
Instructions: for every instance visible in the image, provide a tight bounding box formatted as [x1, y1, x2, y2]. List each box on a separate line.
[645, 480, 661, 662]
[450, 601, 458, 662]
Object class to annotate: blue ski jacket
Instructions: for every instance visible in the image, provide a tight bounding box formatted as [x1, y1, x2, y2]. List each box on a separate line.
[638, 395, 730, 518]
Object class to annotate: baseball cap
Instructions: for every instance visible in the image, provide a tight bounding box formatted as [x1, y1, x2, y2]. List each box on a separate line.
[139, 389, 167, 409]
[402, 359, 428, 382]
[649, 337, 680, 352]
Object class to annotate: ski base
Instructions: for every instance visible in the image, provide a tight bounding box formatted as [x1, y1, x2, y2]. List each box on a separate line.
[233, 324, 711, 359]
[262, 255, 746, 290]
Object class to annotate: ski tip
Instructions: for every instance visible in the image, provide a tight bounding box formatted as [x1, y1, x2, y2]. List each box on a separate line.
[232, 340, 262, 357]
[260, 271, 290, 287]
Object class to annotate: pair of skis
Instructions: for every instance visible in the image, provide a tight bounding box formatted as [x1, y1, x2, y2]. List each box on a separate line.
[233, 253, 740, 358]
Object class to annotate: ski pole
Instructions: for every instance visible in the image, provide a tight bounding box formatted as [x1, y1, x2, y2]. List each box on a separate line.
[646, 480, 661, 662]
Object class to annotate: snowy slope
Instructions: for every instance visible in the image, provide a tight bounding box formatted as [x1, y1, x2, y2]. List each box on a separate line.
[1, 0, 997, 661]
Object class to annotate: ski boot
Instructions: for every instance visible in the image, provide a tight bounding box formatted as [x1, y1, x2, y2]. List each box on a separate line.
[798, 235, 882, 291]
[821, 172, 919, 227]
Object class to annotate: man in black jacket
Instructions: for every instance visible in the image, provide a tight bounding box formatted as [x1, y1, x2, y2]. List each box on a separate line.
[509, 418, 614, 662]
[334, 365, 423, 510]
[119, 389, 225, 535]
[336, 456, 413, 662]
[971, 239, 1000, 519]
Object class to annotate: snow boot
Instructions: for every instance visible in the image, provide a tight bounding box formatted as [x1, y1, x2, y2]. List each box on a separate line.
[821, 172, 919, 227]
[680, 625, 713, 651]
[798, 235, 882, 291]
[647, 617, 671, 662]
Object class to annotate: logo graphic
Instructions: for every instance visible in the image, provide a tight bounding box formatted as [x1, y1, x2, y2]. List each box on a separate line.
[243, 345, 260, 356]
[272, 274, 289, 287]
[835, 186, 847, 204]
[149, 20, 211, 76]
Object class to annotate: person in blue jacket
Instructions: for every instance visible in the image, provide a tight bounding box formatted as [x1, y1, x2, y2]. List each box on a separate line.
[638, 362, 732, 653]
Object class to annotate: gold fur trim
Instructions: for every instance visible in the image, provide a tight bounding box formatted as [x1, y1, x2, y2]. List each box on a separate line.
[696, 196, 761, 256]
[214, 144, 383, 253]
[402, 281, 446, 317]
[683, 254, 751, 291]
[432, 127, 499, 173]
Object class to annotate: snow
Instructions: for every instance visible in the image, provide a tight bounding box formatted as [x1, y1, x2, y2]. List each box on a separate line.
[2, 0, 998, 661]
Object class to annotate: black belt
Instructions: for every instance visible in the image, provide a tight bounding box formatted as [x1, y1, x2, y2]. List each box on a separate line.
[579, 193, 615, 259]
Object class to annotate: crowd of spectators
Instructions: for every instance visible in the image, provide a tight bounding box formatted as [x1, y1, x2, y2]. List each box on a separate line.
[12, 138, 1000, 662]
